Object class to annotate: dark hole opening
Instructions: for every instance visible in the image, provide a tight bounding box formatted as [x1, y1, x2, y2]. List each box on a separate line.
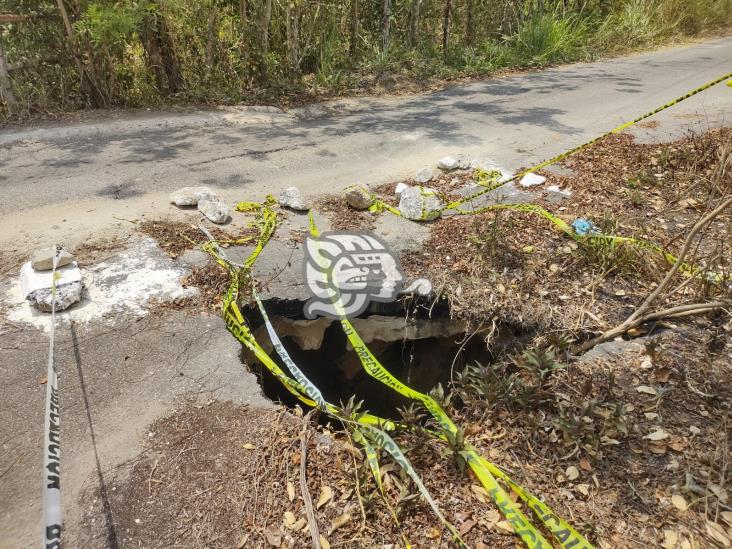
[240, 297, 509, 419]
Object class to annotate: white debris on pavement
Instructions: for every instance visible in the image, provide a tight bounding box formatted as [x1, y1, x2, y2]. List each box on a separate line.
[5, 238, 197, 332]
[546, 184, 572, 198]
[519, 173, 546, 187]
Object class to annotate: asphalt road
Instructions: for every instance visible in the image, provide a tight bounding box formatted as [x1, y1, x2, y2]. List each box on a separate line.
[0, 38, 731, 253]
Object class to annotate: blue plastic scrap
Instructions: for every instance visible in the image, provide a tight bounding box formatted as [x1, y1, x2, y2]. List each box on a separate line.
[572, 218, 600, 236]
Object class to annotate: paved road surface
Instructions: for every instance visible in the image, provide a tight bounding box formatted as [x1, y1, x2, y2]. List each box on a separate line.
[0, 38, 730, 252]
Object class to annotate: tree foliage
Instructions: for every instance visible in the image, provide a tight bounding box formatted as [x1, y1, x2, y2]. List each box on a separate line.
[0, 0, 730, 118]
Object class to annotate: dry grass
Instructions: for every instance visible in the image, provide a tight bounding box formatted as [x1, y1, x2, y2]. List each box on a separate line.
[400, 129, 732, 339]
[138, 220, 255, 258]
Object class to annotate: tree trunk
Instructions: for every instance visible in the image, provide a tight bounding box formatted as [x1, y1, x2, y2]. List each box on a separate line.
[206, 9, 217, 76]
[409, 0, 421, 48]
[259, 0, 272, 79]
[285, 1, 300, 76]
[465, 0, 474, 46]
[140, 4, 183, 95]
[0, 39, 17, 115]
[442, 0, 452, 57]
[349, 0, 359, 61]
[382, 0, 391, 54]
[55, 0, 106, 106]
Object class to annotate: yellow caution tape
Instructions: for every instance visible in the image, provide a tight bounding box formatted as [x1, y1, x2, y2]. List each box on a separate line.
[445, 70, 732, 212]
[201, 202, 597, 548]
[353, 431, 413, 548]
[196, 72, 731, 548]
[355, 72, 731, 282]
[202, 208, 467, 545]
[307, 214, 591, 549]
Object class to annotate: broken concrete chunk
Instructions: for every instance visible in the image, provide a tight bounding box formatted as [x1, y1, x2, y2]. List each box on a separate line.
[398, 186, 444, 221]
[198, 198, 230, 224]
[545, 184, 572, 204]
[438, 156, 459, 171]
[170, 186, 218, 207]
[395, 182, 409, 198]
[443, 182, 532, 217]
[458, 157, 471, 170]
[31, 247, 74, 271]
[278, 186, 310, 211]
[470, 159, 513, 181]
[20, 261, 82, 312]
[519, 173, 546, 187]
[414, 168, 434, 184]
[343, 185, 374, 210]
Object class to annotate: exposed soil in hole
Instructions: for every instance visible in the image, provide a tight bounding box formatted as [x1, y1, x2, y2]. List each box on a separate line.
[242, 297, 529, 418]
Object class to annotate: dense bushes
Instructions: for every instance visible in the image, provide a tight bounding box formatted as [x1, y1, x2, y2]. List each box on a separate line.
[0, 0, 730, 119]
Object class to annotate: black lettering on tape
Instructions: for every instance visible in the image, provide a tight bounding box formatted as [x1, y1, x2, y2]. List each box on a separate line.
[555, 529, 571, 543]
[47, 475, 60, 490]
[45, 524, 61, 542]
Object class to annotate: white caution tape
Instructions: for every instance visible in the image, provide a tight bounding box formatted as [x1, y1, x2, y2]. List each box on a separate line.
[42, 246, 63, 549]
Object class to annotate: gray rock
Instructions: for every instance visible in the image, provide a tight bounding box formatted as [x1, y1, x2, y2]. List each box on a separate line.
[20, 261, 82, 312]
[469, 158, 512, 181]
[545, 185, 572, 204]
[197, 198, 230, 224]
[438, 156, 459, 171]
[456, 155, 471, 170]
[278, 186, 310, 211]
[398, 186, 444, 221]
[373, 211, 431, 254]
[395, 182, 409, 198]
[343, 185, 374, 210]
[544, 165, 575, 178]
[443, 182, 532, 216]
[170, 186, 218, 207]
[31, 247, 74, 271]
[414, 169, 434, 184]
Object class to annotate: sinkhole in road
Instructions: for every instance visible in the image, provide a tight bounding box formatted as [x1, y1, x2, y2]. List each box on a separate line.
[240, 297, 520, 419]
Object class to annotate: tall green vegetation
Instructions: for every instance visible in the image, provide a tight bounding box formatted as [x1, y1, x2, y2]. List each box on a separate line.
[0, 0, 730, 119]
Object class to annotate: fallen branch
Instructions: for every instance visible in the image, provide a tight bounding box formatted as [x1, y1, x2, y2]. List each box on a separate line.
[300, 412, 321, 549]
[575, 196, 732, 354]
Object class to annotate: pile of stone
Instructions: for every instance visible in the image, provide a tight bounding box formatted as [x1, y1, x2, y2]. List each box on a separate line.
[20, 247, 82, 312]
[170, 186, 230, 224]
[397, 185, 444, 221]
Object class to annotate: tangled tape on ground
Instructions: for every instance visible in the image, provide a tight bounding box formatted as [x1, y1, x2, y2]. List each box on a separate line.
[201, 199, 593, 548]
[198, 71, 731, 548]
